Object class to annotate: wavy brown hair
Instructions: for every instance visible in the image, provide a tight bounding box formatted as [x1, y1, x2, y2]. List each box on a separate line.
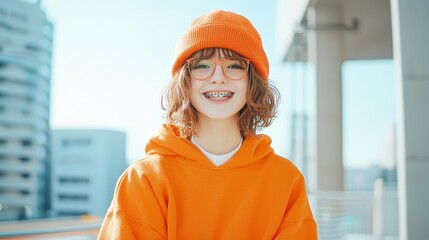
[161, 48, 280, 138]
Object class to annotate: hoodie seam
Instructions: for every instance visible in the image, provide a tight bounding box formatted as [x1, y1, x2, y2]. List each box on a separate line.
[177, 155, 268, 171]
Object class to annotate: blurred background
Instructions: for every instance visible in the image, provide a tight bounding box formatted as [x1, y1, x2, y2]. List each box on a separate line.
[0, 0, 428, 239]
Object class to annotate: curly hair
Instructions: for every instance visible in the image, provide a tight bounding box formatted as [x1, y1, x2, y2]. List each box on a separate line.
[161, 48, 280, 138]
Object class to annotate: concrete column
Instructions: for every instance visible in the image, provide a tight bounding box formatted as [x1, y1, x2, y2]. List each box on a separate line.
[390, 0, 429, 239]
[307, 2, 344, 192]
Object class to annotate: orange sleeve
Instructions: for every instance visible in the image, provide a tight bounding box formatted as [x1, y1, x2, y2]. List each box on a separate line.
[97, 163, 167, 240]
[274, 174, 318, 240]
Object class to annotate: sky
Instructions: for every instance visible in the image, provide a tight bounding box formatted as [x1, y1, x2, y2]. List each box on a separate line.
[342, 59, 396, 169]
[38, 0, 396, 168]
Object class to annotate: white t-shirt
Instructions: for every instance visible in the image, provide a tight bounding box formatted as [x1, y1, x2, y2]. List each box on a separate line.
[191, 136, 243, 167]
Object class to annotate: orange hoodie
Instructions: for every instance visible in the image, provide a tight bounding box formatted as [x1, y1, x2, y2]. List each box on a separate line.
[98, 124, 317, 239]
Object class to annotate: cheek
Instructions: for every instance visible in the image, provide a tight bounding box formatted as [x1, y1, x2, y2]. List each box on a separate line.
[190, 80, 202, 103]
[190, 79, 201, 91]
[239, 80, 249, 98]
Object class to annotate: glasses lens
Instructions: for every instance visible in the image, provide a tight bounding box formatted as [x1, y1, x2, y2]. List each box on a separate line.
[189, 59, 213, 80]
[223, 58, 248, 80]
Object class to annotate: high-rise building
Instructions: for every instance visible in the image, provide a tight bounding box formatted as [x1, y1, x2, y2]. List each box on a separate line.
[51, 130, 127, 218]
[0, 0, 53, 221]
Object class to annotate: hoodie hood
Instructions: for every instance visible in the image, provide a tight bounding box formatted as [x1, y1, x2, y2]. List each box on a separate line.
[145, 124, 274, 169]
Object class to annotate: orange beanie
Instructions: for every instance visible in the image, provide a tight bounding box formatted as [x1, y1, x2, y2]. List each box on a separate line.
[172, 10, 269, 80]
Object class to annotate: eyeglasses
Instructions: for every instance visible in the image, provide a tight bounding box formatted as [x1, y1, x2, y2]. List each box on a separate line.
[186, 57, 250, 80]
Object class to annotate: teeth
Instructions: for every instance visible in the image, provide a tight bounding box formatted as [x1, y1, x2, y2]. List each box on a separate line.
[204, 91, 234, 99]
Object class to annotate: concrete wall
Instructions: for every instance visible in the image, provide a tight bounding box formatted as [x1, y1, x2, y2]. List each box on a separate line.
[391, 0, 429, 238]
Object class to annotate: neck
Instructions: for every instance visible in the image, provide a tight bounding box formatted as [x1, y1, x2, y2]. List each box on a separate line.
[194, 114, 242, 155]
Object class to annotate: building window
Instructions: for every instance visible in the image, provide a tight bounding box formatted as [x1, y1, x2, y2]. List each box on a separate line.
[58, 176, 90, 184]
[20, 190, 30, 195]
[57, 194, 89, 201]
[19, 157, 30, 162]
[57, 211, 88, 217]
[21, 173, 30, 179]
[0, 21, 12, 31]
[21, 139, 32, 147]
[62, 138, 91, 148]
[25, 44, 39, 51]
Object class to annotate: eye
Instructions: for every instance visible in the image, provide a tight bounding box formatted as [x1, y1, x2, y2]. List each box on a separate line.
[226, 59, 246, 69]
[228, 64, 244, 69]
[192, 59, 212, 70]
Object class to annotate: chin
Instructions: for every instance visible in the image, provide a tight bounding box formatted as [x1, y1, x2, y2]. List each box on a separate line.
[202, 111, 240, 120]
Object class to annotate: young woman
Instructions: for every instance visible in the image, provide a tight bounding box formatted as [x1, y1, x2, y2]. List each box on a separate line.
[98, 10, 317, 239]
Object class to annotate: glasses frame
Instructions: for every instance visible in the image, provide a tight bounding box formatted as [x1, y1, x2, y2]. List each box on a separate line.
[185, 57, 251, 80]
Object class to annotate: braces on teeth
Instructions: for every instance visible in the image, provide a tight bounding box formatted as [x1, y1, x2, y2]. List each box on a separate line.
[205, 92, 233, 98]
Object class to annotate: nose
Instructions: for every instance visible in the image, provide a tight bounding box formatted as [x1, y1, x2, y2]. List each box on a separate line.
[209, 62, 227, 84]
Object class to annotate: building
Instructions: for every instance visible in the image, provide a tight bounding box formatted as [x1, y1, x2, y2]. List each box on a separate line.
[277, 0, 429, 239]
[0, 0, 53, 221]
[51, 129, 127, 218]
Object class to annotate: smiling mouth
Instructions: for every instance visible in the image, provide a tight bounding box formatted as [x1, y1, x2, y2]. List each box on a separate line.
[203, 91, 234, 100]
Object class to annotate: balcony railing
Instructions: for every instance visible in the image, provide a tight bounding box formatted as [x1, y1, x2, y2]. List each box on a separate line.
[312, 186, 399, 240]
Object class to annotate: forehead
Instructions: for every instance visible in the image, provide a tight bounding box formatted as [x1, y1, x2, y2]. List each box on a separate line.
[190, 48, 243, 59]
